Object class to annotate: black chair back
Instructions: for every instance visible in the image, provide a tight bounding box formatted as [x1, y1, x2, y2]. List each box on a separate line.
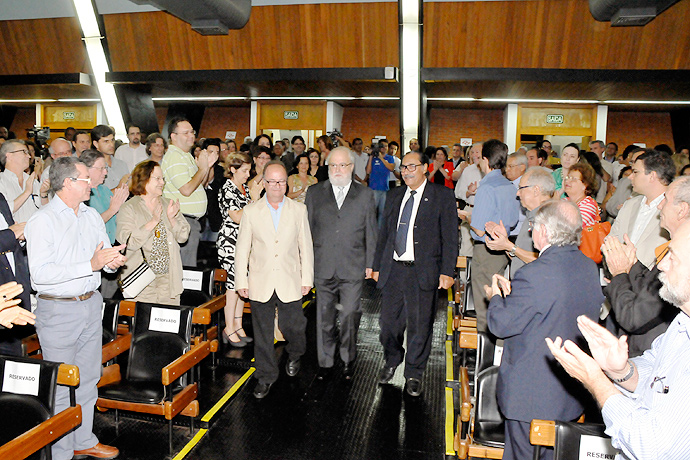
[126, 304, 193, 383]
[102, 299, 120, 345]
[472, 365, 505, 448]
[554, 421, 616, 459]
[180, 268, 216, 307]
[0, 356, 61, 460]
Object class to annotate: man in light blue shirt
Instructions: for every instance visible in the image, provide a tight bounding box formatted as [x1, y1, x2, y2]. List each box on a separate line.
[25, 157, 126, 460]
[547, 220, 690, 460]
[467, 139, 520, 333]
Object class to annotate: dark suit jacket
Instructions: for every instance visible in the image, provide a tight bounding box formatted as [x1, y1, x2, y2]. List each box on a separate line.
[305, 180, 377, 280]
[0, 194, 31, 310]
[605, 261, 675, 357]
[373, 181, 458, 291]
[487, 245, 603, 423]
[205, 163, 227, 232]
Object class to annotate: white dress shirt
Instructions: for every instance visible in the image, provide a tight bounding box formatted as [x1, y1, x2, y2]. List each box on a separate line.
[629, 193, 665, 245]
[394, 179, 428, 262]
[331, 180, 352, 208]
[455, 164, 482, 205]
[0, 169, 42, 222]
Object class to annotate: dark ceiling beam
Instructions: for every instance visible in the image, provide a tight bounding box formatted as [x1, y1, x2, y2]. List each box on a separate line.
[107, 67, 397, 84]
[422, 68, 690, 83]
[0, 73, 92, 86]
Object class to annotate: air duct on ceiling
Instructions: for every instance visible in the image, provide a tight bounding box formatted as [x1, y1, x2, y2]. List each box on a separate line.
[589, 0, 681, 26]
[130, 0, 251, 34]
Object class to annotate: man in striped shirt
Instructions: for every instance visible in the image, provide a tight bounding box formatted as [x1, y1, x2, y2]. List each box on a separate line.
[547, 219, 690, 460]
[161, 117, 218, 267]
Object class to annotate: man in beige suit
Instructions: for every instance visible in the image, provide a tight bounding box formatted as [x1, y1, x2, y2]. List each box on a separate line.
[235, 161, 314, 399]
[608, 149, 675, 269]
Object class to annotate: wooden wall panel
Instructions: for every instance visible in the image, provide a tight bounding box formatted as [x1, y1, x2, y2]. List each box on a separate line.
[10, 107, 37, 139]
[424, 0, 690, 70]
[428, 108, 504, 148]
[199, 106, 251, 141]
[103, 4, 398, 72]
[607, 111, 673, 150]
[0, 18, 89, 75]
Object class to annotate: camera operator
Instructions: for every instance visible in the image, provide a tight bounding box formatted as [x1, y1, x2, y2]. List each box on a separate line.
[366, 139, 395, 227]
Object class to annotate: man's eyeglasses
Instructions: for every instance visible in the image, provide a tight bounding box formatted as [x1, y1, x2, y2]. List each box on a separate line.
[9, 149, 29, 155]
[70, 177, 91, 184]
[173, 130, 196, 136]
[328, 163, 352, 170]
[265, 180, 287, 187]
[400, 163, 422, 172]
[518, 185, 534, 191]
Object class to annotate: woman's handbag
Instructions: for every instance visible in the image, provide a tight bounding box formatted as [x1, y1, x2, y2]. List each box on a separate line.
[119, 247, 156, 298]
[579, 221, 612, 264]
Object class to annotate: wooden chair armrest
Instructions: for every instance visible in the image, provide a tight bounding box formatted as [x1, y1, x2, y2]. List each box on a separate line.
[459, 317, 477, 328]
[213, 269, 228, 283]
[22, 334, 41, 356]
[162, 340, 211, 385]
[458, 327, 478, 350]
[459, 366, 471, 422]
[101, 333, 131, 364]
[192, 308, 211, 325]
[97, 364, 121, 388]
[530, 419, 556, 447]
[118, 300, 136, 317]
[57, 364, 80, 387]
[0, 405, 82, 459]
[456, 256, 467, 269]
[198, 295, 226, 315]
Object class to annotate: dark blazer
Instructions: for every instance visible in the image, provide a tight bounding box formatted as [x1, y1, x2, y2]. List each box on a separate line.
[373, 181, 458, 291]
[605, 261, 675, 357]
[0, 194, 31, 310]
[305, 180, 377, 280]
[205, 163, 227, 232]
[487, 245, 604, 423]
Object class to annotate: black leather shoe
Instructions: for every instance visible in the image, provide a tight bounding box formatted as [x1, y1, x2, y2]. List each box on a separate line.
[286, 358, 301, 377]
[317, 366, 333, 380]
[343, 361, 355, 380]
[253, 381, 272, 399]
[405, 378, 422, 397]
[378, 366, 396, 384]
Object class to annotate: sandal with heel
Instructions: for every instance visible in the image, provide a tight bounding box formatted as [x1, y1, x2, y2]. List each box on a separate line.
[222, 329, 247, 348]
[235, 316, 253, 343]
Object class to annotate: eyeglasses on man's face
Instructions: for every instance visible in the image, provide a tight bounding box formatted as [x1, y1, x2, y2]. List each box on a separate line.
[264, 179, 287, 187]
[328, 163, 352, 170]
[70, 177, 91, 184]
[400, 163, 422, 172]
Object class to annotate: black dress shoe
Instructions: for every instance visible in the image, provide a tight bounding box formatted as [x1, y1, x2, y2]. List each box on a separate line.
[253, 381, 272, 399]
[378, 366, 396, 384]
[286, 358, 301, 377]
[317, 366, 333, 380]
[343, 361, 355, 379]
[405, 378, 422, 397]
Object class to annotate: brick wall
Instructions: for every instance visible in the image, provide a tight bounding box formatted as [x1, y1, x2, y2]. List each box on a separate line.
[10, 107, 37, 139]
[199, 106, 251, 141]
[428, 108, 504, 148]
[606, 111, 674, 149]
[341, 107, 400, 146]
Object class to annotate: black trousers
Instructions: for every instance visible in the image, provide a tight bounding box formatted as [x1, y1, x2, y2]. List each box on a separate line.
[379, 262, 436, 380]
[250, 291, 307, 384]
[314, 277, 364, 368]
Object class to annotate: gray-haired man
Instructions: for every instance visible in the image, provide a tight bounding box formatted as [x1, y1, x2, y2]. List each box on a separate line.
[25, 157, 126, 460]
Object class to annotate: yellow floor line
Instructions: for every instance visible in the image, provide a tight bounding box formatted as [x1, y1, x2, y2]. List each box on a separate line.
[445, 340, 454, 382]
[201, 367, 255, 423]
[171, 428, 208, 460]
[445, 387, 456, 456]
[446, 305, 453, 336]
[447, 287, 453, 303]
[172, 295, 313, 460]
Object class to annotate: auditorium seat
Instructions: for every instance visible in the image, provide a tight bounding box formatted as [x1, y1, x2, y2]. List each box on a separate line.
[97, 303, 213, 453]
[0, 357, 81, 460]
[530, 419, 617, 459]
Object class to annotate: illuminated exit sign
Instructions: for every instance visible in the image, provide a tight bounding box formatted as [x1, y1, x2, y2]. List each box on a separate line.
[546, 114, 564, 124]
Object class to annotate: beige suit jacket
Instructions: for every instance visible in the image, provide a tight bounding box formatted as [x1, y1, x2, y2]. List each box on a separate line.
[609, 194, 669, 269]
[234, 196, 314, 303]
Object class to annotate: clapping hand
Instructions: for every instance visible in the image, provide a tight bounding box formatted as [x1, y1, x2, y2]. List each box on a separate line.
[602, 234, 637, 276]
[483, 273, 511, 299]
[110, 185, 129, 214]
[167, 199, 180, 222]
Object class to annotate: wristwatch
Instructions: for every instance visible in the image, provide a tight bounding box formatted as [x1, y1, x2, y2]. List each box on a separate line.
[609, 360, 635, 384]
[508, 245, 517, 258]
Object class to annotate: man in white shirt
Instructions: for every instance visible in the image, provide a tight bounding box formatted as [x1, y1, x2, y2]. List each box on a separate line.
[0, 139, 49, 222]
[351, 137, 369, 185]
[114, 124, 148, 173]
[608, 149, 675, 268]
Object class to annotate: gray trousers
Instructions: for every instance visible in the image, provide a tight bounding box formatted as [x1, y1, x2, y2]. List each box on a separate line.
[315, 277, 364, 368]
[180, 216, 201, 267]
[35, 292, 103, 460]
[471, 242, 509, 333]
